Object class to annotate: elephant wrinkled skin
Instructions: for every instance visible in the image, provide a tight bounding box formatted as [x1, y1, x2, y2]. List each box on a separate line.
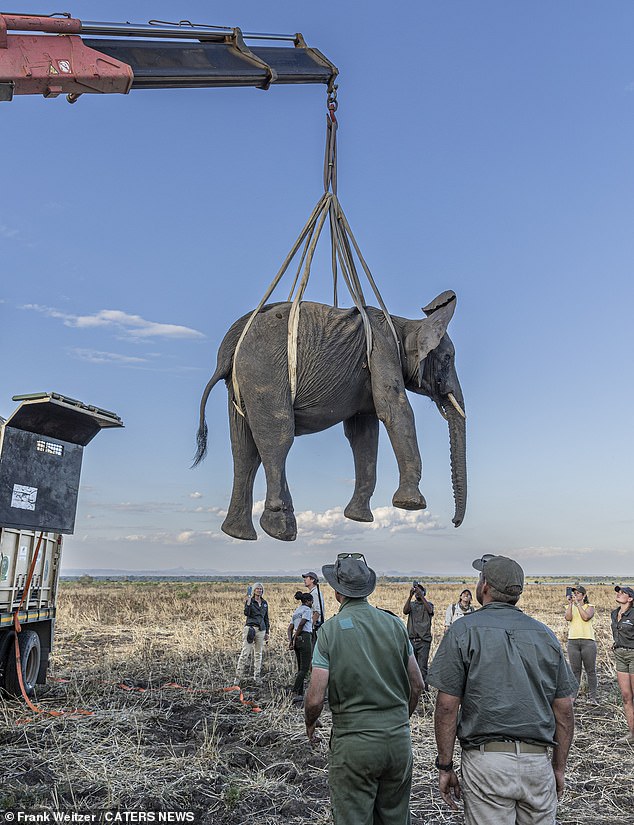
[194, 292, 466, 541]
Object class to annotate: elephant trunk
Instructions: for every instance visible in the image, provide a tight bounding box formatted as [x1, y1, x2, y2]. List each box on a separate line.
[445, 401, 467, 527]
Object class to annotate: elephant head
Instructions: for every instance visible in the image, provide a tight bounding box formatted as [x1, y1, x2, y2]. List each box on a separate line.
[403, 290, 467, 527]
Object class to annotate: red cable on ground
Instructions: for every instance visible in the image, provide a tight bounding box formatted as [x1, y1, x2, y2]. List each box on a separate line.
[12, 532, 93, 719]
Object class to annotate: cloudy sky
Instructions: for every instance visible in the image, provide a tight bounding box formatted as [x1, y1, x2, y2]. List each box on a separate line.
[2, 1, 633, 576]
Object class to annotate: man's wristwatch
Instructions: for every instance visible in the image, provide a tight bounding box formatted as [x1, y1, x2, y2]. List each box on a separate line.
[434, 756, 454, 772]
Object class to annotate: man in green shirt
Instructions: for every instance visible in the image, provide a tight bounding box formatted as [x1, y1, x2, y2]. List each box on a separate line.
[427, 554, 577, 825]
[304, 553, 424, 825]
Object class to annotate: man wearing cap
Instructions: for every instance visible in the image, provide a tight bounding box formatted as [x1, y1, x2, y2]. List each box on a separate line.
[303, 571, 326, 645]
[304, 553, 424, 825]
[612, 585, 634, 743]
[428, 554, 577, 825]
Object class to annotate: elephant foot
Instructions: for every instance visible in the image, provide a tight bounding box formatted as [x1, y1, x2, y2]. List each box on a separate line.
[344, 500, 374, 523]
[392, 486, 427, 511]
[221, 516, 257, 541]
[260, 507, 297, 542]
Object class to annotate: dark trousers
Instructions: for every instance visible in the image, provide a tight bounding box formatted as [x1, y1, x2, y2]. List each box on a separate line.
[411, 638, 431, 685]
[329, 728, 413, 825]
[567, 638, 597, 699]
[293, 631, 313, 695]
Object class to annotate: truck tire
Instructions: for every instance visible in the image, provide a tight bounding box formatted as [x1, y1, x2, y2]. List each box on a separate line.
[4, 630, 41, 697]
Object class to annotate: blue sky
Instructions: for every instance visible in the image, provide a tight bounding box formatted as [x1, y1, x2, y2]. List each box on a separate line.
[2, 1, 633, 576]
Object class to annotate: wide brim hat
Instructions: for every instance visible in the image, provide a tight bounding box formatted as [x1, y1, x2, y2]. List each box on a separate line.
[322, 556, 376, 598]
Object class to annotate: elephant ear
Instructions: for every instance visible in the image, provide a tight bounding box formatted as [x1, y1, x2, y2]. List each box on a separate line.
[417, 291, 457, 360]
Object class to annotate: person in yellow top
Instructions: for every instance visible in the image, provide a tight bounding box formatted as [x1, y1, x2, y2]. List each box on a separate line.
[565, 584, 597, 704]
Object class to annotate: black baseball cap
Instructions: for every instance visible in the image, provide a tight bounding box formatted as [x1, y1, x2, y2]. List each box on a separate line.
[615, 585, 634, 599]
[302, 571, 319, 582]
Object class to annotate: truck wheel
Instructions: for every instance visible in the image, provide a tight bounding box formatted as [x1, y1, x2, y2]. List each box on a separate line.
[4, 630, 41, 697]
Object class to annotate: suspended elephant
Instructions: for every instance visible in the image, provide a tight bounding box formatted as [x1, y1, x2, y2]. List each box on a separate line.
[193, 290, 466, 541]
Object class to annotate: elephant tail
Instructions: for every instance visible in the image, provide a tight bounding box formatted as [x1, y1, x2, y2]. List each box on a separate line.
[192, 368, 225, 467]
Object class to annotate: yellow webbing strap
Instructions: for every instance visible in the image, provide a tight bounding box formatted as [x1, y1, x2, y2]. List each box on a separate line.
[232, 89, 399, 413]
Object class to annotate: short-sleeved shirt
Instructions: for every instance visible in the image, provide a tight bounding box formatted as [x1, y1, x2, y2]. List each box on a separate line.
[406, 599, 434, 642]
[427, 602, 577, 748]
[568, 602, 595, 640]
[611, 606, 634, 649]
[312, 598, 414, 732]
[292, 604, 313, 633]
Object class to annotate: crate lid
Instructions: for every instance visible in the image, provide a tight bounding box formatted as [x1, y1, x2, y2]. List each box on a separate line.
[5, 392, 123, 445]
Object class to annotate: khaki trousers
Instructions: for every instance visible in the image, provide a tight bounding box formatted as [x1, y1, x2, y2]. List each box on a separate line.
[461, 748, 557, 825]
[235, 626, 266, 678]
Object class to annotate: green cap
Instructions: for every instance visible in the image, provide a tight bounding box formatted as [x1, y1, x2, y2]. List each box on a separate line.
[472, 554, 524, 596]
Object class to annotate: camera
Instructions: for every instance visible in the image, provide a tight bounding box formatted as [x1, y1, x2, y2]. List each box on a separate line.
[413, 582, 426, 596]
[565, 586, 573, 599]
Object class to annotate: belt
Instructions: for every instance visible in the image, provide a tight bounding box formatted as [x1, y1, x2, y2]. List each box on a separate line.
[478, 741, 548, 754]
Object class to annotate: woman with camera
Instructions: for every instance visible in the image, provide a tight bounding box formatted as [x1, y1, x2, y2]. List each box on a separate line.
[287, 590, 314, 699]
[564, 584, 597, 704]
[612, 585, 634, 743]
[235, 582, 270, 682]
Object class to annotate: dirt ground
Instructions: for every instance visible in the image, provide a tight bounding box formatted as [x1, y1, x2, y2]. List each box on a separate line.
[1, 581, 633, 824]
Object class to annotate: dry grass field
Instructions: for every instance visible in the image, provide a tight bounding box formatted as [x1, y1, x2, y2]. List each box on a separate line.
[1, 579, 633, 823]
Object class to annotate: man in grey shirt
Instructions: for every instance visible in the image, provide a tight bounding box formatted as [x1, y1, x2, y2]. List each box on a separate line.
[427, 554, 577, 825]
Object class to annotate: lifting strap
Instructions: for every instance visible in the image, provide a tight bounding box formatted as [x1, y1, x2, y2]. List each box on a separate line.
[232, 87, 399, 412]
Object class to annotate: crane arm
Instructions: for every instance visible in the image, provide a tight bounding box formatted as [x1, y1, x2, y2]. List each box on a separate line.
[0, 13, 338, 102]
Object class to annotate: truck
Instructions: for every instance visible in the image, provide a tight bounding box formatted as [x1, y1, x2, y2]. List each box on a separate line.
[0, 393, 123, 697]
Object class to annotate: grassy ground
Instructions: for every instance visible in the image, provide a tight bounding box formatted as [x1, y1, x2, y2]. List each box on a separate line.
[0, 580, 632, 823]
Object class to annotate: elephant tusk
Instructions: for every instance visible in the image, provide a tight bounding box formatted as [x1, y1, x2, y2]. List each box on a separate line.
[447, 393, 466, 420]
[232, 399, 245, 418]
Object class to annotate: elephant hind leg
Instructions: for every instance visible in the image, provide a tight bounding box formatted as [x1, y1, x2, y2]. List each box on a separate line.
[245, 398, 297, 542]
[222, 402, 261, 541]
[343, 414, 378, 523]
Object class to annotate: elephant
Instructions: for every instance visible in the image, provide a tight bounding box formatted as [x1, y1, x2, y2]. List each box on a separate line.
[193, 290, 466, 541]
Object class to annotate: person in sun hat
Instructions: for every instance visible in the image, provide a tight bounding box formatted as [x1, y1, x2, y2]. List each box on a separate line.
[564, 584, 598, 704]
[427, 554, 577, 825]
[304, 552, 424, 825]
[612, 585, 634, 743]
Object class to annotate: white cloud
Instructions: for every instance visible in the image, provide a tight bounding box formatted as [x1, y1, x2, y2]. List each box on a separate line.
[0, 223, 19, 239]
[512, 546, 593, 560]
[294, 504, 442, 544]
[189, 492, 203, 499]
[21, 304, 204, 340]
[72, 348, 148, 365]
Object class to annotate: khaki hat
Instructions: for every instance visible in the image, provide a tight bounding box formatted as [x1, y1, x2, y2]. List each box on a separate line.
[472, 554, 524, 596]
[322, 553, 376, 598]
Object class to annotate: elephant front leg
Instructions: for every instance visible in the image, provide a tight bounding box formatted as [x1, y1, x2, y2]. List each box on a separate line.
[247, 407, 297, 542]
[222, 402, 262, 541]
[343, 414, 378, 522]
[372, 378, 426, 511]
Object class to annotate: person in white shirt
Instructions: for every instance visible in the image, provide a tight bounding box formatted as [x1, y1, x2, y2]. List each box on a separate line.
[444, 588, 475, 633]
[303, 571, 325, 643]
[288, 591, 314, 697]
